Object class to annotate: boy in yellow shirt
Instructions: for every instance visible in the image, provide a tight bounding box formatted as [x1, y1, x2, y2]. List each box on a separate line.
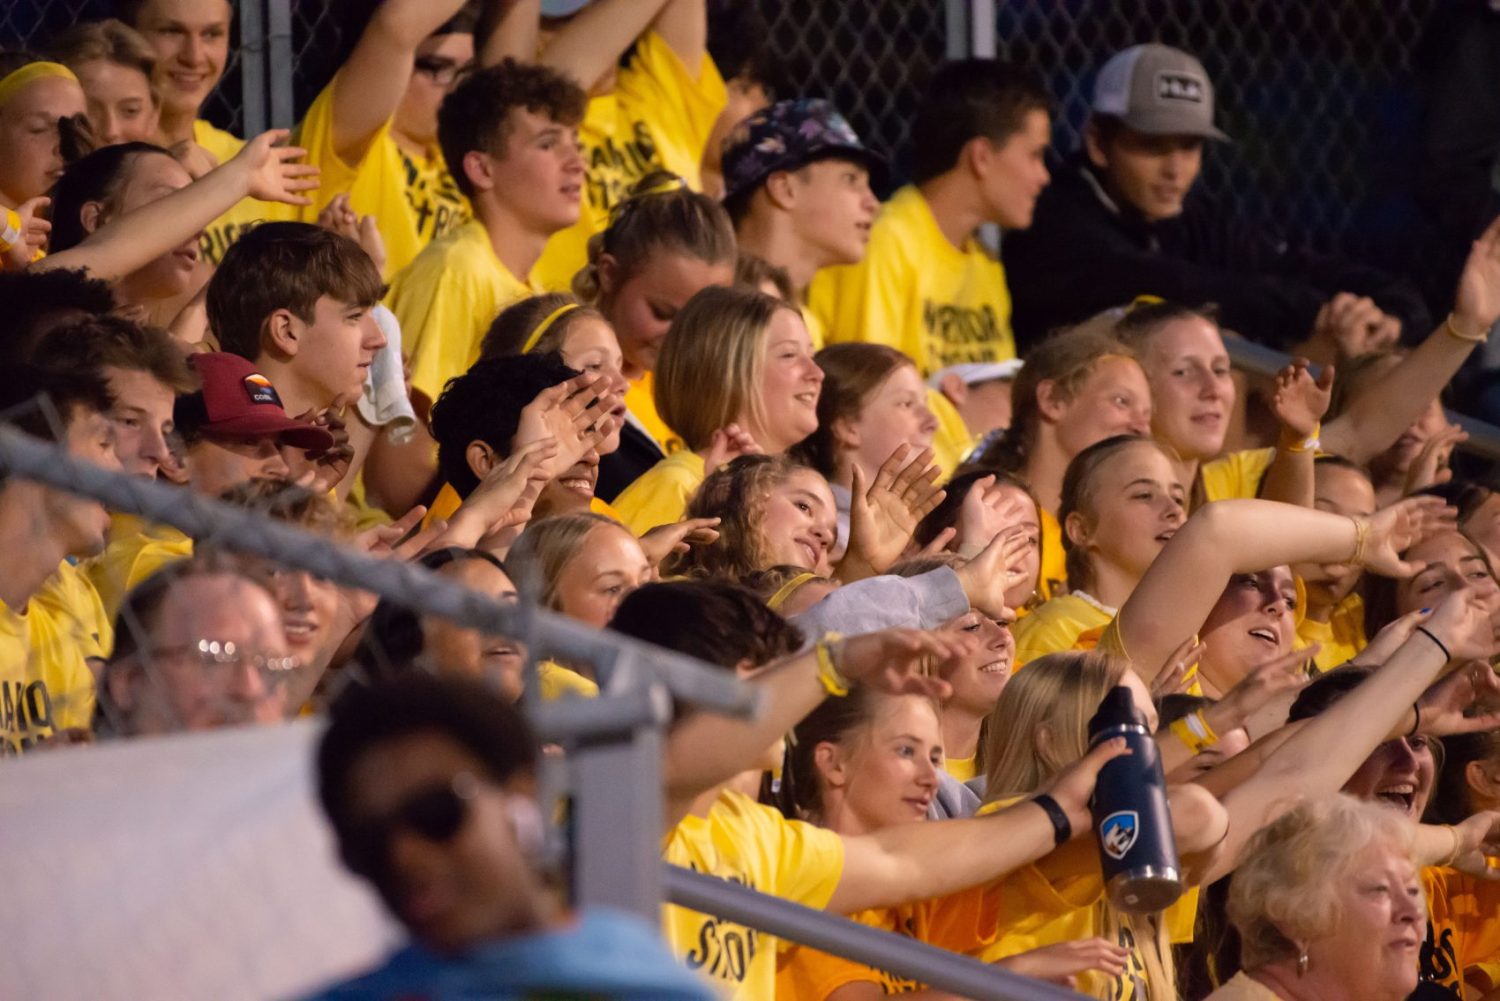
[719, 98, 882, 350]
[122, 0, 300, 263]
[0, 363, 123, 753]
[809, 59, 1053, 375]
[295, 0, 484, 279]
[530, 0, 727, 290]
[387, 61, 587, 404]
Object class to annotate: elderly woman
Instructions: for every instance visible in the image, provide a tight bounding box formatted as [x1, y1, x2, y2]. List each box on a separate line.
[1210, 794, 1424, 1000]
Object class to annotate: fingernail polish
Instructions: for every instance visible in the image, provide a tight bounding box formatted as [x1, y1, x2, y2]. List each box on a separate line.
[1420, 608, 1431, 614]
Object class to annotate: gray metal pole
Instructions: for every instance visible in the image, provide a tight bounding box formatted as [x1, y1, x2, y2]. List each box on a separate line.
[265, 0, 294, 129]
[0, 425, 758, 721]
[663, 866, 1088, 1001]
[969, 0, 997, 58]
[238, 0, 267, 136]
[944, 0, 969, 60]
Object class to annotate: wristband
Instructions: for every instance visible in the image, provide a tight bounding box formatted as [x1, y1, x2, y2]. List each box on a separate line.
[814, 633, 850, 697]
[1439, 824, 1462, 867]
[1445, 312, 1488, 345]
[1031, 793, 1072, 847]
[1170, 711, 1219, 756]
[1279, 421, 1321, 454]
[0, 209, 20, 254]
[1347, 516, 1370, 569]
[1415, 626, 1452, 663]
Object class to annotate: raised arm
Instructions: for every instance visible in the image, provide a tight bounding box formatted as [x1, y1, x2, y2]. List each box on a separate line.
[1196, 586, 1494, 884]
[651, 0, 706, 73]
[327, 0, 472, 166]
[39, 131, 316, 282]
[1257, 358, 1331, 507]
[828, 737, 1129, 914]
[537, 0, 670, 90]
[663, 629, 966, 827]
[478, 0, 539, 66]
[1117, 496, 1453, 684]
[1323, 212, 1500, 463]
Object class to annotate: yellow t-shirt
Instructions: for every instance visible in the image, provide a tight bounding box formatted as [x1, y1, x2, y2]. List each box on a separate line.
[944, 754, 977, 783]
[537, 659, 599, 700]
[1038, 507, 1067, 602]
[972, 808, 1199, 1001]
[776, 881, 1000, 999]
[296, 80, 469, 279]
[1297, 592, 1366, 674]
[809, 185, 1016, 376]
[193, 119, 301, 265]
[533, 32, 727, 291]
[801, 303, 827, 352]
[613, 449, 706, 535]
[1198, 447, 1275, 507]
[1421, 866, 1500, 998]
[0, 563, 109, 753]
[387, 218, 539, 402]
[929, 387, 975, 479]
[627, 371, 683, 455]
[1013, 593, 1114, 668]
[88, 515, 195, 622]
[662, 789, 844, 1000]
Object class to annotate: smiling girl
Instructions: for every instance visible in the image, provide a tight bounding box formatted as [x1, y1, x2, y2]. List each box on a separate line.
[614, 285, 823, 532]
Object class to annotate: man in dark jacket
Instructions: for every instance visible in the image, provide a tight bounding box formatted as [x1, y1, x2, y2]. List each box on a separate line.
[1004, 43, 1429, 354]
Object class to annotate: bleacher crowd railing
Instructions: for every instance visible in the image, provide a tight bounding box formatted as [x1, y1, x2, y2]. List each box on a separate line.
[0, 419, 1084, 1001]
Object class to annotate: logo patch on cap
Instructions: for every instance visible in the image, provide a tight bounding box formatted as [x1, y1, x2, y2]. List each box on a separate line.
[1156, 72, 1205, 104]
[243, 373, 282, 408]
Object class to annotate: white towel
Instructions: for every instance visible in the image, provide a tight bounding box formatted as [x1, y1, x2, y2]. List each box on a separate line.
[357, 304, 417, 443]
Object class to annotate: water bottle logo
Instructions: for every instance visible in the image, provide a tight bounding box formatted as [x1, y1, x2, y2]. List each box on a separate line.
[1100, 810, 1139, 860]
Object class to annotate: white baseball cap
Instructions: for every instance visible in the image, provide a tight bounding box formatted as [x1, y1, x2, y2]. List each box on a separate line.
[927, 360, 1024, 389]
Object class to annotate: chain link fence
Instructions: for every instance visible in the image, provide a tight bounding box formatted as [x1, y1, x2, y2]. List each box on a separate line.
[3, 0, 1451, 273]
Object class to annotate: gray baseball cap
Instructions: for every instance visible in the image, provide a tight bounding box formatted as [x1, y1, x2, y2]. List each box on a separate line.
[1092, 44, 1229, 141]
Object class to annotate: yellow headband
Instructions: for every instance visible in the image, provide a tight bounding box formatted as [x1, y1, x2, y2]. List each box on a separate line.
[767, 571, 821, 612]
[0, 62, 79, 110]
[522, 303, 581, 354]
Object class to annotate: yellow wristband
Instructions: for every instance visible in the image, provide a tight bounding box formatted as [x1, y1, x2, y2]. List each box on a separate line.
[1279, 421, 1320, 454]
[0, 208, 20, 254]
[815, 633, 850, 698]
[1171, 716, 1213, 756]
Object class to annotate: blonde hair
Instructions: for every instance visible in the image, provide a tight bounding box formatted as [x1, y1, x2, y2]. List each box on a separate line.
[506, 512, 623, 611]
[1229, 793, 1419, 972]
[655, 284, 795, 452]
[975, 325, 1138, 474]
[573, 170, 736, 305]
[981, 649, 1176, 1001]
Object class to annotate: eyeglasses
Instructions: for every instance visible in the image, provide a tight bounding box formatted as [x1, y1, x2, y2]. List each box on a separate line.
[149, 639, 303, 685]
[413, 56, 472, 87]
[341, 772, 481, 878]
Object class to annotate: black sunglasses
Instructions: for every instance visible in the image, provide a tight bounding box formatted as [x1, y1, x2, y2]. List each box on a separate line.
[341, 772, 481, 877]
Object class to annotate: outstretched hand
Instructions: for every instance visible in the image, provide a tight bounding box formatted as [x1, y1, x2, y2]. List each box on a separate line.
[954, 526, 1031, 620]
[639, 517, 722, 569]
[1037, 735, 1133, 834]
[833, 627, 978, 701]
[843, 444, 946, 576]
[513, 373, 618, 479]
[1360, 496, 1457, 578]
[1270, 357, 1334, 438]
[1453, 212, 1500, 337]
[1416, 661, 1500, 737]
[233, 129, 320, 206]
[317, 193, 387, 275]
[2, 196, 50, 271]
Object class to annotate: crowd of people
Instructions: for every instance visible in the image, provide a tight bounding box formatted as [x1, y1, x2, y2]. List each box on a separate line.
[4, 0, 1500, 998]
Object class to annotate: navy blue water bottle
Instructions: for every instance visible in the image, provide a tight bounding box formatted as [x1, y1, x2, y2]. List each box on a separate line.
[1087, 685, 1183, 913]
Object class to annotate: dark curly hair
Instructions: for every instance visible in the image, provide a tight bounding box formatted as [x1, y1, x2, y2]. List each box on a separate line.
[438, 58, 588, 199]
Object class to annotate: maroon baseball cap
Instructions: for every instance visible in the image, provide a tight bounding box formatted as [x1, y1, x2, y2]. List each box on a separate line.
[175, 353, 335, 450]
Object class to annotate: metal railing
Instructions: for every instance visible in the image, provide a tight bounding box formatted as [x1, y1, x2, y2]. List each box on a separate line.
[0, 421, 1077, 1001]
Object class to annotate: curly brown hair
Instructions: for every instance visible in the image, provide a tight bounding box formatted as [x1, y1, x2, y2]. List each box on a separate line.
[663, 453, 819, 581]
